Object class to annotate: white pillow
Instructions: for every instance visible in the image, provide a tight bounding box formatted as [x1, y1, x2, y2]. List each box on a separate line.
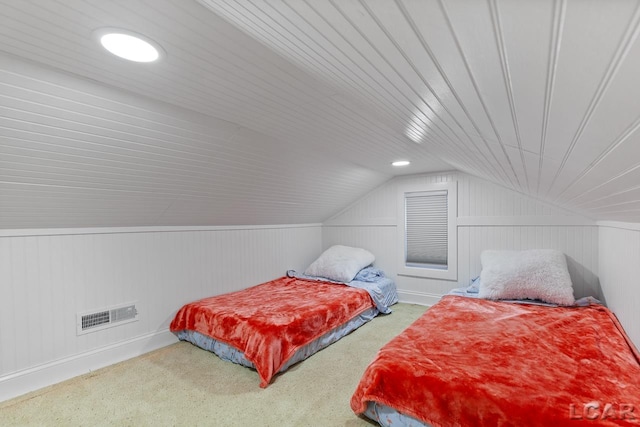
[478, 249, 575, 306]
[304, 245, 375, 283]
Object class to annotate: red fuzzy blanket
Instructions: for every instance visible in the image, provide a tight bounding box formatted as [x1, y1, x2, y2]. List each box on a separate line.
[351, 295, 640, 426]
[170, 276, 373, 387]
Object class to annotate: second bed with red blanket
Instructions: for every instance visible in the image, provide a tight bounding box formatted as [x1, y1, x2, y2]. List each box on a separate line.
[171, 276, 389, 387]
[351, 295, 640, 426]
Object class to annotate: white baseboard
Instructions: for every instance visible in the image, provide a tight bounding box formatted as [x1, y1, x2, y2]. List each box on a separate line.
[397, 290, 442, 307]
[0, 329, 177, 403]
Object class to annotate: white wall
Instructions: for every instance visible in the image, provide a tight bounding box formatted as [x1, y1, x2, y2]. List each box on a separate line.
[324, 172, 600, 305]
[4, 172, 636, 403]
[598, 223, 640, 350]
[0, 224, 321, 402]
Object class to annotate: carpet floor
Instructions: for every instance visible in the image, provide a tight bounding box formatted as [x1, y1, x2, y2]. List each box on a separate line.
[0, 303, 428, 427]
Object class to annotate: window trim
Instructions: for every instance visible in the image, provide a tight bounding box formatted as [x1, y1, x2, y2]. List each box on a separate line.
[397, 181, 457, 280]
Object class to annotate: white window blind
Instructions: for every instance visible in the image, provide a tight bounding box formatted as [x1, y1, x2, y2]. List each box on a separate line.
[405, 190, 448, 268]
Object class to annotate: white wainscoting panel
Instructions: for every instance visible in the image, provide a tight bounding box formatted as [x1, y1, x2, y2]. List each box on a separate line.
[598, 224, 640, 350]
[324, 172, 599, 303]
[0, 224, 321, 402]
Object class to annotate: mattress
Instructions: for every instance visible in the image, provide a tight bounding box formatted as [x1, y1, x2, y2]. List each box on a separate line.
[351, 295, 640, 426]
[170, 276, 390, 387]
[175, 307, 378, 374]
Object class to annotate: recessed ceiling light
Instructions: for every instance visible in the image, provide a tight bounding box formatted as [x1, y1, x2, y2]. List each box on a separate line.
[94, 28, 164, 63]
[392, 160, 410, 167]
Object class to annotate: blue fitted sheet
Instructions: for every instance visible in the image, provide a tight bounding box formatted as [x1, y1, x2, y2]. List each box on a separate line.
[364, 402, 431, 427]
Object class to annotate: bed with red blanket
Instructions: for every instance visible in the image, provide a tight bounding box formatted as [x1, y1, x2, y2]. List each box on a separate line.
[351, 295, 640, 426]
[170, 275, 394, 387]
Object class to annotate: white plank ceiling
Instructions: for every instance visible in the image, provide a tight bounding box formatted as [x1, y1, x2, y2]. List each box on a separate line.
[2, 0, 640, 228]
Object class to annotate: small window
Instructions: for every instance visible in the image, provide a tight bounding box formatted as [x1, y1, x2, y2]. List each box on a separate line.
[405, 190, 448, 269]
[397, 182, 457, 280]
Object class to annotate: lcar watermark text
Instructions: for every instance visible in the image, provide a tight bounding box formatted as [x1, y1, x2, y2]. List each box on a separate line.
[570, 402, 636, 421]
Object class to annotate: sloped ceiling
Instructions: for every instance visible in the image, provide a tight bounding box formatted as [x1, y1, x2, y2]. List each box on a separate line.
[2, 0, 640, 228]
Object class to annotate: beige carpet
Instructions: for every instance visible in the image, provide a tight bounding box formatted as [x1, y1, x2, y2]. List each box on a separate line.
[0, 303, 428, 427]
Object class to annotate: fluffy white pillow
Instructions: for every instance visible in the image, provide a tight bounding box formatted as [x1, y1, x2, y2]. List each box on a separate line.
[478, 249, 575, 305]
[304, 245, 375, 283]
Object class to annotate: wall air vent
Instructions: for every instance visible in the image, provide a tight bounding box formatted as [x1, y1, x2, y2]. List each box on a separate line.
[77, 302, 138, 335]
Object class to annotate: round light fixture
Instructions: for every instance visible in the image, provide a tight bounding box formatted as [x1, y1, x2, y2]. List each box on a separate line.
[392, 160, 410, 167]
[94, 28, 164, 63]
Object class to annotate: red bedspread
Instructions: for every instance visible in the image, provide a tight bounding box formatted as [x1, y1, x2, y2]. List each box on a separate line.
[170, 276, 373, 387]
[351, 295, 640, 426]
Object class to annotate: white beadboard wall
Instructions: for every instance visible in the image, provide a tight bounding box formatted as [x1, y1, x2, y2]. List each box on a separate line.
[0, 224, 321, 402]
[324, 172, 600, 305]
[598, 222, 640, 351]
